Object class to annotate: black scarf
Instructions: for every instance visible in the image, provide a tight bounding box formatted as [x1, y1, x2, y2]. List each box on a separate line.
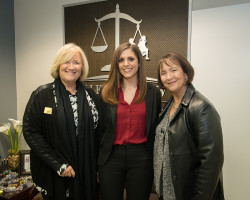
[54, 78, 98, 200]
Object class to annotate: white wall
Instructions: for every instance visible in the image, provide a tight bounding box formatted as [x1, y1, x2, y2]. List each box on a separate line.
[191, 4, 250, 199]
[14, 0, 250, 199]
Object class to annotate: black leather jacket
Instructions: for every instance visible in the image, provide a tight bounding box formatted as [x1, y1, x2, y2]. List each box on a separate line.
[158, 84, 224, 200]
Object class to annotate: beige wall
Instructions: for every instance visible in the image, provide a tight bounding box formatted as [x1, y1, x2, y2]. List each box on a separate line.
[14, 0, 250, 199]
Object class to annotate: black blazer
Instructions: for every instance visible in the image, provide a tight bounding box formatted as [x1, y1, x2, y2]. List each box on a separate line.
[97, 83, 161, 166]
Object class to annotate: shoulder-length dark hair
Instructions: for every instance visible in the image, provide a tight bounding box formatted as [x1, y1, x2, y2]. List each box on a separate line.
[101, 42, 147, 105]
[157, 52, 194, 89]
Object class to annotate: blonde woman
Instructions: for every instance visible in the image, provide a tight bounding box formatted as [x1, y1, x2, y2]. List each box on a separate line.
[23, 43, 99, 200]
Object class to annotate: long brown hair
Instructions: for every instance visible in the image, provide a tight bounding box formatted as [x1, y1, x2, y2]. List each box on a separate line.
[101, 42, 147, 105]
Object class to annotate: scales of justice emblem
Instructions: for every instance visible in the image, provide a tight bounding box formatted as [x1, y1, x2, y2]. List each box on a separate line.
[86, 4, 157, 83]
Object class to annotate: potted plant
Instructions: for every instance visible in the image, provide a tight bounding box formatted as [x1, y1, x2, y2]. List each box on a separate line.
[0, 119, 23, 170]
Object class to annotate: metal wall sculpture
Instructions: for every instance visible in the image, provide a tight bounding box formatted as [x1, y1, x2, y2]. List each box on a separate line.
[64, 0, 190, 102]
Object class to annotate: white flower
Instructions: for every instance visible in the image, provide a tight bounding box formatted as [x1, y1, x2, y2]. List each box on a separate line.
[0, 119, 23, 155]
[9, 118, 22, 133]
[0, 123, 11, 136]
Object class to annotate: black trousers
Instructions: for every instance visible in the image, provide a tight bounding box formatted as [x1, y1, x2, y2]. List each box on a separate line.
[98, 143, 153, 200]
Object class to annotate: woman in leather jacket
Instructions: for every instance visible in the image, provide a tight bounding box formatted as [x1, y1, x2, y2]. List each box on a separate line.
[154, 53, 224, 200]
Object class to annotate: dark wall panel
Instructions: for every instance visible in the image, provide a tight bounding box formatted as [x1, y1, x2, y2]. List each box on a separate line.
[0, 0, 17, 158]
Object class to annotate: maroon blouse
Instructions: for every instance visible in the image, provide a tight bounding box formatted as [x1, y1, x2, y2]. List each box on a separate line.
[113, 85, 147, 145]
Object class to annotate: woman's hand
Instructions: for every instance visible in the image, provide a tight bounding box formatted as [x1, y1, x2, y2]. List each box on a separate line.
[61, 166, 75, 178]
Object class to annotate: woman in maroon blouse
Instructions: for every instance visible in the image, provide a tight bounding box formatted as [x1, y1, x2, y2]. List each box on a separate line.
[97, 42, 161, 200]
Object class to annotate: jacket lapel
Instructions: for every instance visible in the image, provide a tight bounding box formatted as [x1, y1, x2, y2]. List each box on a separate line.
[145, 83, 153, 136]
[109, 104, 117, 128]
[168, 84, 195, 125]
[159, 96, 173, 122]
[77, 83, 85, 130]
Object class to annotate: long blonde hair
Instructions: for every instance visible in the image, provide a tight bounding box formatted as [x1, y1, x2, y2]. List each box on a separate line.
[101, 42, 147, 105]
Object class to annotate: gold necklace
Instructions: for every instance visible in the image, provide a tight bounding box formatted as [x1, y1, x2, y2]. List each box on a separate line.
[173, 101, 180, 109]
[173, 102, 178, 108]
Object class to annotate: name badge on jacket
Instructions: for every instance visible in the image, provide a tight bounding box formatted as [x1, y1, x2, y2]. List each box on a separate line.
[44, 107, 52, 115]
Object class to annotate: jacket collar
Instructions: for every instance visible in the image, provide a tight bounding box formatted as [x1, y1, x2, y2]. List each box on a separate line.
[181, 83, 195, 107]
[159, 84, 195, 121]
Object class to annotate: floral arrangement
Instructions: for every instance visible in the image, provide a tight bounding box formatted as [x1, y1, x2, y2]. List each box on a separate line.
[0, 119, 23, 155]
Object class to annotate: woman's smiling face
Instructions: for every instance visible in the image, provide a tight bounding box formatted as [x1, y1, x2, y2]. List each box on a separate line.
[160, 59, 188, 95]
[59, 52, 82, 86]
[118, 48, 139, 81]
